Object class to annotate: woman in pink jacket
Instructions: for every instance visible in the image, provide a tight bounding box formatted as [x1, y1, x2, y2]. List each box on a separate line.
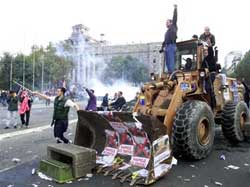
[19, 90, 33, 128]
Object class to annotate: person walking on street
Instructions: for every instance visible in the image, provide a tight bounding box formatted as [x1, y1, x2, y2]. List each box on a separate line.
[101, 93, 109, 111]
[84, 87, 97, 111]
[19, 90, 33, 128]
[33, 87, 80, 144]
[1, 91, 8, 107]
[4, 91, 18, 129]
[160, 4, 178, 74]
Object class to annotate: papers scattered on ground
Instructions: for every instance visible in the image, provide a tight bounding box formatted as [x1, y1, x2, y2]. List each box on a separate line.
[12, 158, 20, 163]
[37, 172, 52, 181]
[32, 168, 36, 175]
[86, 173, 93, 178]
[227, 165, 240, 170]
[214, 181, 223, 186]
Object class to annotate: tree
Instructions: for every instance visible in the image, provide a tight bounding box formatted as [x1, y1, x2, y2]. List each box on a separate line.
[0, 53, 12, 89]
[234, 50, 250, 84]
[0, 43, 74, 91]
[101, 55, 149, 85]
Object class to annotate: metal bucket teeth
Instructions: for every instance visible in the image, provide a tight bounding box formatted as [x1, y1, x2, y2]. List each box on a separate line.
[130, 177, 144, 186]
[97, 166, 107, 173]
[120, 173, 132, 183]
[104, 168, 116, 176]
[112, 170, 124, 180]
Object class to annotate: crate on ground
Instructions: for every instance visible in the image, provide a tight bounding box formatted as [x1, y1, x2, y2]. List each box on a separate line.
[39, 159, 74, 183]
[47, 144, 96, 178]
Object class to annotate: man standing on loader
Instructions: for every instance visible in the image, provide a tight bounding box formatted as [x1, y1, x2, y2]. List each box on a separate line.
[199, 26, 216, 47]
[160, 4, 178, 74]
[33, 87, 80, 144]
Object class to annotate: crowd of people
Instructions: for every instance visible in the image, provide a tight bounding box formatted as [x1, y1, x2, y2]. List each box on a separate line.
[83, 87, 127, 112]
[0, 90, 8, 107]
[0, 86, 128, 144]
[3, 89, 33, 129]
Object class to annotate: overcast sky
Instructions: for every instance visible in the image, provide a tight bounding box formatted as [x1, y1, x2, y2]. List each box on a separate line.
[0, 0, 250, 63]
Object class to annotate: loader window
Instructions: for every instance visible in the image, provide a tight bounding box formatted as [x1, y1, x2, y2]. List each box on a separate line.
[176, 41, 197, 72]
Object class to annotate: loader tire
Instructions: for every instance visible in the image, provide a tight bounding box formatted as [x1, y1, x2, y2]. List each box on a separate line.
[173, 100, 215, 160]
[221, 101, 249, 143]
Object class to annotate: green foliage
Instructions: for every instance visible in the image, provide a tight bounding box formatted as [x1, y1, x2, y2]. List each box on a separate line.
[234, 50, 250, 84]
[0, 53, 12, 89]
[101, 55, 149, 85]
[0, 43, 74, 91]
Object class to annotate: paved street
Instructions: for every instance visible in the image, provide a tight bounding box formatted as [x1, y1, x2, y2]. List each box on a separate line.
[1, 108, 250, 187]
[0, 102, 80, 134]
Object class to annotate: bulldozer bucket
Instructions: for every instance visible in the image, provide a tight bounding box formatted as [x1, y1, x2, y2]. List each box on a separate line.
[74, 110, 175, 185]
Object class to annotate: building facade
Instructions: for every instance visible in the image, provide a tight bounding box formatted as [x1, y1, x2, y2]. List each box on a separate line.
[67, 24, 163, 86]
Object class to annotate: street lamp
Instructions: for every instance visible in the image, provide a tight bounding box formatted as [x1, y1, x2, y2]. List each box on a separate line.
[32, 47, 36, 91]
[41, 54, 44, 92]
[22, 54, 25, 87]
[10, 56, 13, 90]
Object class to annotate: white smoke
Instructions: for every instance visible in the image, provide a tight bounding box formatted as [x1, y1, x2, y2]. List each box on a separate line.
[55, 25, 140, 102]
[90, 78, 139, 101]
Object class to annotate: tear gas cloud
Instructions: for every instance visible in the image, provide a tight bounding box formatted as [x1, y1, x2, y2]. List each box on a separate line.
[55, 28, 140, 102]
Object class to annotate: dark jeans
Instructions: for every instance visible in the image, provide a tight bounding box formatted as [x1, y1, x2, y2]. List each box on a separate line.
[54, 119, 69, 144]
[205, 72, 216, 109]
[20, 110, 30, 126]
[165, 44, 176, 74]
[45, 99, 50, 106]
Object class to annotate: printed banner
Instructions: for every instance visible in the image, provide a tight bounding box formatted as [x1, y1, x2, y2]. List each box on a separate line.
[102, 147, 118, 157]
[153, 135, 171, 167]
[118, 144, 134, 156]
[130, 156, 150, 168]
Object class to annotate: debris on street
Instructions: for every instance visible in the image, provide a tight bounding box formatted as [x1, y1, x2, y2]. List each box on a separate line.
[32, 168, 36, 175]
[214, 181, 223, 186]
[11, 158, 20, 163]
[183, 178, 191, 182]
[37, 172, 52, 181]
[227, 165, 240, 170]
[86, 173, 93, 178]
[219, 154, 226, 160]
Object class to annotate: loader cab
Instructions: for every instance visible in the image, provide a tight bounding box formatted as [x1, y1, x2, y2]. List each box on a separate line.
[175, 39, 199, 72]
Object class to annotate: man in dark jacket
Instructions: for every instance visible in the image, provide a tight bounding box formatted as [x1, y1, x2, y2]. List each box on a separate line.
[160, 4, 178, 74]
[201, 46, 216, 72]
[111, 91, 126, 111]
[202, 46, 217, 109]
[85, 88, 97, 111]
[101, 93, 109, 111]
[4, 91, 18, 129]
[199, 27, 216, 47]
